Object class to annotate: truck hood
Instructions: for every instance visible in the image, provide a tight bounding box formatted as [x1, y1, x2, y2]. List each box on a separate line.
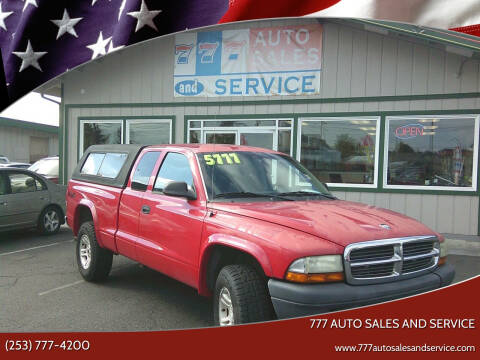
[208, 200, 436, 247]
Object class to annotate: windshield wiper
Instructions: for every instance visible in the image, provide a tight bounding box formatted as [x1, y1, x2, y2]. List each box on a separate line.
[213, 192, 293, 201]
[276, 191, 336, 200]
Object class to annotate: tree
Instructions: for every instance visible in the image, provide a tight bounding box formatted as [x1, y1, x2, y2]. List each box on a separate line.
[395, 142, 415, 153]
[335, 134, 357, 159]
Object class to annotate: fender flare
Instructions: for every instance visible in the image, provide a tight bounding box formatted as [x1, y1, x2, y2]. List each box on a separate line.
[197, 234, 274, 296]
[74, 200, 101, 245]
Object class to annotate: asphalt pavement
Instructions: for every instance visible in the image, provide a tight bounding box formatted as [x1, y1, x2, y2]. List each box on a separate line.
[0, 227, 478, 332]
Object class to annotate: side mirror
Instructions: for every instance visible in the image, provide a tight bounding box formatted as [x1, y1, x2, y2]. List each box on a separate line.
[163, 181, 196, 200]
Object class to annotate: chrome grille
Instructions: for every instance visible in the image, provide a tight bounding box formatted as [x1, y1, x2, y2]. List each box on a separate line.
[344, 236, 440, 285]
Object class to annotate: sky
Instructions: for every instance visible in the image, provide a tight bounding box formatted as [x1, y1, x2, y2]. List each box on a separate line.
[0, 92, 59, 126]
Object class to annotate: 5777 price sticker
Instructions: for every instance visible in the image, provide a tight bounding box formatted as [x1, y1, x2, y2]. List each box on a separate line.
[203, 153, 241, 165]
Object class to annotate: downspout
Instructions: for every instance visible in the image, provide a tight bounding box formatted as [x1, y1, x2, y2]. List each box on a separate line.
[41, 88, 64, 183]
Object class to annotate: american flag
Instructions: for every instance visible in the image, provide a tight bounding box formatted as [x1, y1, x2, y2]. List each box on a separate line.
[0, 0, 339, 110]
[0, 0, 479, 111]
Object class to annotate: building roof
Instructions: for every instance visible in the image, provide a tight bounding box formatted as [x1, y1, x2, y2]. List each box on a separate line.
[0, 117, 58, 134]
[350, 18, 480, 55]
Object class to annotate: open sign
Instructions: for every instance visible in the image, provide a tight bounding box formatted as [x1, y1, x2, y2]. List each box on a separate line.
[395, 124, 424, 139]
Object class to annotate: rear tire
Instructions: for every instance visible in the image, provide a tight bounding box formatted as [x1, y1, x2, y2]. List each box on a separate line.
[213, 264, 274, 326]
[76, 221, 113, 282]
[38, 205, 61, 235]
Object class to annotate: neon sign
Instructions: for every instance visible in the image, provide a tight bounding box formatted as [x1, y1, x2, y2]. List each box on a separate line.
[394, 124, 424, 139]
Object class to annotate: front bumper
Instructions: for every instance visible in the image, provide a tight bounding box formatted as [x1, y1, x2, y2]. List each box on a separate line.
[268, 264, 455, 319]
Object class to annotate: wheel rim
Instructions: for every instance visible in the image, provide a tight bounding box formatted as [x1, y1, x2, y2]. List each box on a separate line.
[79, 234, 92, 270]
[44, 210, 60, 232]
[218, 287, 234, 326]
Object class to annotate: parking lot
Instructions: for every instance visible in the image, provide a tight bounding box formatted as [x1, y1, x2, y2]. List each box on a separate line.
[0, 227, 479, 332]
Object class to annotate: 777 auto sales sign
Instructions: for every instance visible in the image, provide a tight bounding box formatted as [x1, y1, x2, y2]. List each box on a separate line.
[173, 23, 322, 97]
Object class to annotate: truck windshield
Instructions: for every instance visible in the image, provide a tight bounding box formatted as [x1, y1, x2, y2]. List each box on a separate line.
[198, 151, 333, 201]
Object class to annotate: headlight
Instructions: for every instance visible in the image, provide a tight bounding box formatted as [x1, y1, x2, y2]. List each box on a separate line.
[285, 255, 344, 283]
[440, 241, 448, 257]
[438, 241, 448, 266]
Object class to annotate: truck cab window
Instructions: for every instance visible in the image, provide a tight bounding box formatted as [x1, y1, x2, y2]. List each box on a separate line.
[131, 151, 161, 191]
[97, 153, 128, 178]
[154, 153, 194, 193]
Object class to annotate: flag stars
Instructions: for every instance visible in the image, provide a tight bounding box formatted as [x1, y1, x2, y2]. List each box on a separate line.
[51, 9, 83, 39]
[22, 0, 38, 12]
[0, 3, 13, 31]
[91, 0, 112, 6]
[87, 31, 112, 59]
[13, 40, 47, 72]
[128, 0, 162, 32]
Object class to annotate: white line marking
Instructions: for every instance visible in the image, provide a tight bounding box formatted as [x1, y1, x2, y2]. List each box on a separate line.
[38, 280, 85, 296]
[0, 240, 74, 257]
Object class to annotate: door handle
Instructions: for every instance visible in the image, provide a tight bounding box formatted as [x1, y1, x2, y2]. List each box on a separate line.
[141, 205, 150, 214]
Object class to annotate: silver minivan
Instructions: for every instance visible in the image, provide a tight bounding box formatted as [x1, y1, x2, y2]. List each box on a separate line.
[0, 168, 66, 235]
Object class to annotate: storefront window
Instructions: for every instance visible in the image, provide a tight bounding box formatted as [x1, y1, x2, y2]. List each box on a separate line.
[81, 121, 122, 152]
[127, 120, 171, 145]
[80, 118, 173, 156]
[299, 118, 379, 186]
[386, 116, 478, 189]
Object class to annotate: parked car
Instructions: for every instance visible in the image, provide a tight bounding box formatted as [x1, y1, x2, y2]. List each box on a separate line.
[0, 155, 30, 169]
[0, 168, 66, 234]
[0, 162, 31, 169]
[67, 145, 454, 326]
[29, 156, 59, 183]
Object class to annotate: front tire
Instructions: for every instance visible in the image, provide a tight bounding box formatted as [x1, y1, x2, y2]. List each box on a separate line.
[76, 221, 113, 282]
[213, 264, 274, 326]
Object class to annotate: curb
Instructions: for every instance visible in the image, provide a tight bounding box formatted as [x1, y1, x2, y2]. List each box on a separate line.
[445, 238, 480, 257]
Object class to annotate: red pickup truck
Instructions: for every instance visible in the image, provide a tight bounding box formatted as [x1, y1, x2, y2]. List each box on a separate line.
[67, 144, 454, 326]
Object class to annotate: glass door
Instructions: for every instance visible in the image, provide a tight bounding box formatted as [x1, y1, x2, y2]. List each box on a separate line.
[203, 129, 277, 150]
[239, 129, 276, 150]
[204, 131, 237, 145]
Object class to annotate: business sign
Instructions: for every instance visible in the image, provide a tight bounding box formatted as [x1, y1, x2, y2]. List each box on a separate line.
[174, 24, 322, 97]
[394, 124, 425, 139]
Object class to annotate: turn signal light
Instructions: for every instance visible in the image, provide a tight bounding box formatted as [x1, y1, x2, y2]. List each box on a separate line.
[438, 257, 447, 266]
[285, 271, 344, 283]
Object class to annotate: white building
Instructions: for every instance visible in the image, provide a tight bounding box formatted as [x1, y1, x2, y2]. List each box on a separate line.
[38, 17, 480, 236]
[0, 117, 58, 163]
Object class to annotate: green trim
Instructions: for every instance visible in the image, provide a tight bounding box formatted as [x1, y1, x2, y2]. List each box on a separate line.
[0, 116, 58, 133]
[185, 113, 296, 120]
[377, 115, 386, 191]
[59, 83, 64, 185]
[64, 105, 69, 184]
[64, 91, 480, 110]
[478, 127, 480, 235]
[292, 115, 298, 159]
[171, 115, 176, 144]
[77, 115, 176, 120]
[183, 118, 188, 143]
